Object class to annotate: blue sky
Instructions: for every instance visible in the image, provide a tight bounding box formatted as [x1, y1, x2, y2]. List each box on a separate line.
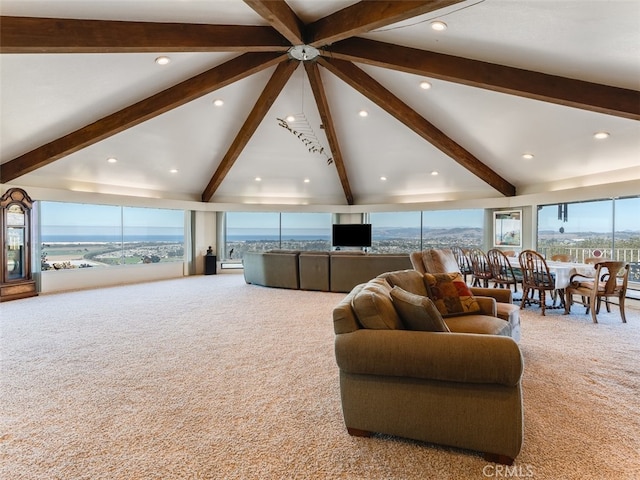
[41, 202, 183, 226]
[39, 197, 638, 236]
[538, 197, 639, 233]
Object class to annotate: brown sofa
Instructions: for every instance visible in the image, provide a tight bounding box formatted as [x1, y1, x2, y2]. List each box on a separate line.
[333, 269, 524, 464]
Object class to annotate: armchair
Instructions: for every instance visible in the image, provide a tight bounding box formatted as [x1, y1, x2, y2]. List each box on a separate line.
[411, 248, 520, 341]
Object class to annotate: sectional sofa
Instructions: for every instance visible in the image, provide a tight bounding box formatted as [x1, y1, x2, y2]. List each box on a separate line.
[242, 250, 412, 293]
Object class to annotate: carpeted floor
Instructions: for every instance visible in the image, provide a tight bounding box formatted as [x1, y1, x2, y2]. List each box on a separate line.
[1, 272, 639, 480]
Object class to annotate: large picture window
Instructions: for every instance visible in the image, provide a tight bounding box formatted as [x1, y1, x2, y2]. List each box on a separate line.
[422, 209, 484, 250]
[369, 211, 421, 253]
[537, 196, 639, 284]
[224, 212, 331, 260]
[40, 202, 185, 270]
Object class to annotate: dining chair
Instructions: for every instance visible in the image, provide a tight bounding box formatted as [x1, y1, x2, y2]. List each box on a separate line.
[551, 254, 575, 262]
[469, 248, 493, 288]
[564, 261, 629, 323]
[450, 246, 473, 283]
[487, 248, 523, 296]
[518, 250, 559, 316]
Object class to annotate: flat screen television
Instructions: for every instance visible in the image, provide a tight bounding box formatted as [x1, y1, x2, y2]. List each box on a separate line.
[332, 223, 372, 248]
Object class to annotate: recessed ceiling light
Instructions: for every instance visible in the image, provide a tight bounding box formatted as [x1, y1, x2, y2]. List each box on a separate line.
[380, 176, 387, 181]
[431, 171, 439, 176]
[431, 21, 447, 31]
[593, 131, 610, 139]
[155, 56, 171, 65]
[106, 157, 117, 164]
[522, 153, 534, 160]
[358, 110, 368, 117]
[213, 99, 224, 107]
[255, 177, 262, 182]
[420, 81, 432, 90]
[303, 178, 310, 183]
[169, 168, 178, 174]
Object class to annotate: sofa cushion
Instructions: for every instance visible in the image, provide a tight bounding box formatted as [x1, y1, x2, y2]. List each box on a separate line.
[390, 286, 450, 332]
[383, 269, 429, 296]
[424, 272, 481, 317]
[444, 314, 512, 337]
[351, 278, 403, 330]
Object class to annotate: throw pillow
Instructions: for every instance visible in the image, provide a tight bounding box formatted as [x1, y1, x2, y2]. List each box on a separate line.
[423, 272, 481, 317]
[390, 286, 450, 332]
[383, 270, 429, 297]
[351, 278, 404, 330]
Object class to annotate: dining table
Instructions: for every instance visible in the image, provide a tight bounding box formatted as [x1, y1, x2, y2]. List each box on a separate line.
[507, 257, 596, 290]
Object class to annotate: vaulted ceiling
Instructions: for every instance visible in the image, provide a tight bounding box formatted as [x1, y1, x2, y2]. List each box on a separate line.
[1, 1, 639, 206]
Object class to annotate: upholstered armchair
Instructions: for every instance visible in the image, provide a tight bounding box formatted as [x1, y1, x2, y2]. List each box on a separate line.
[411, 248, 520, 341]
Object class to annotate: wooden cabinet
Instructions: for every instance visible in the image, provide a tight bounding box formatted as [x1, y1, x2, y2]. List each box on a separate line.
[1, 188, 37, 301]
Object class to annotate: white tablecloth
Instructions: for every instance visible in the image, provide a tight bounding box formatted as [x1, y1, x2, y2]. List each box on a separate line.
[507, 258, 595, 290]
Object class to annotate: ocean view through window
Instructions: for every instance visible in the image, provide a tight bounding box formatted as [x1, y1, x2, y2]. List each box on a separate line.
[225, 210, 485, 259]
[40, 202, 185, 270]
[224, 212, 331, 260]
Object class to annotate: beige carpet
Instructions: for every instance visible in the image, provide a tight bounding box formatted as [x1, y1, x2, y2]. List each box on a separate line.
[1, 273, 639, 480]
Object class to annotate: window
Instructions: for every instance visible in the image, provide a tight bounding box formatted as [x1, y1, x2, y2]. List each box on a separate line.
[537, 196, 639, 285]
[537, 199, 613, 262]
[369, 209, 484, 253]
[422, 210, 484, 250]
[281, 213, 331, 251]
[369, 211, 421, 253]
[40, 202, 184, 270]
[224, 212, 331, 260]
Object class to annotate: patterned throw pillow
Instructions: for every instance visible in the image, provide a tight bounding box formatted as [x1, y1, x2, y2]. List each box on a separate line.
[390, 286, 450, 332]
[423, 272, 481, 317]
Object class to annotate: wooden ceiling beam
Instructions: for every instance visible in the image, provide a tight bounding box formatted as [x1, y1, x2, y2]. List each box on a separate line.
[202, 60, 299, 202]
[304, 62, 354, 205]
[243, 0, 306, 46]
[318, 57, 516, 197]
[0, 53, 288, 183]
[326, 37, 640, 121]
[0, 16, 290, 53]
[307, 0, 464, 47]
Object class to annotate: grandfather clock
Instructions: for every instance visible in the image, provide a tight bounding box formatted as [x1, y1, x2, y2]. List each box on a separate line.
[1, 188, 37, 302]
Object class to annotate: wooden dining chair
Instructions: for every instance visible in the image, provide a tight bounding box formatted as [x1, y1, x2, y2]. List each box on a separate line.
[564, 261, 629, 323]
[518, 250, 558, 315]
[469, 248, 493, 288]
[450, 246, 473, 283]
[551, 253, 575, 262]
[487, 249, 523, 296]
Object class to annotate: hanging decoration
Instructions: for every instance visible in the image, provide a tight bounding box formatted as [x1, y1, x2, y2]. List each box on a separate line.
[276, 114, 333, 165]
[277, 64, 333, 165]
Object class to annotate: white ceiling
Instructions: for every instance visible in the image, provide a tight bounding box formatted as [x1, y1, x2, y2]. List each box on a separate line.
[1, 0, 639, 206]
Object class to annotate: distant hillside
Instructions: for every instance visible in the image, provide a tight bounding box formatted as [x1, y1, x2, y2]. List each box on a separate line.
[373, 227, 482, 239]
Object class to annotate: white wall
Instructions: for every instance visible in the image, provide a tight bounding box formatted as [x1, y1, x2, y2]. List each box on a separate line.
[38, 262, 185, 294]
